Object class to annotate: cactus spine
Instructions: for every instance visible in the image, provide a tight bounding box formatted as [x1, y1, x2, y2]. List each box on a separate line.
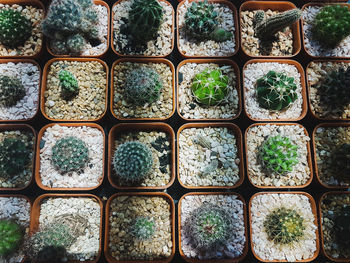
[59, 70, 79, 100]
[0, 75, 25, 107]
[130, 216, 156, 240]
[0, 219, 23, 256]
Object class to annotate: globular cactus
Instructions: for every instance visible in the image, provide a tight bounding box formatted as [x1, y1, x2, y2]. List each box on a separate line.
[256, 71, 298, 111]
[0, 9, 32, 48]
[112, 141, 153, 184]
[191, 68, 229, 106]
[59, 69, 79, 100]
[130, 216, 156, 240]
[332, 143, 350, 181]
[128, 0, 164, 42]
[66, 34, 87, 55]
[51, 136, 89, 174]
[0, 75, 25, 107]
[259, 135, 298, 175]
[335, 206, 350, 247]
[0, 219, 23, 256]
[264, 207, 305, 244]
[124, 66, 163, 106]
[185, 0, 232, 42]
[312, 5, 350, 48]
[253, 9, 301, 41]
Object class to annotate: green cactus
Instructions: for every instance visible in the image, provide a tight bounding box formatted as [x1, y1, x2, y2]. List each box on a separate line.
[0, 9, 32, 48]
[0, 75, 25, 107]
[0, 219, 23, 256]
[312, 5, 350, 48]
[51, 136, 89, 174]
[184, 0, 232, 42]
[66, 34, 87, 55]
[332, 143, 350, 181]
[59, 70, 79, 100]
[124, 66, 163, 106]
[191, 68, 229, 106]
[131, 216, 156, 240]
[253, 9, 301, 41]
[264, 207, 305, 245]
[335, 206, 350, 247]
[128, 0, 164, 42]
[256, 71, 298, 111]
[112, 141, 153, 184]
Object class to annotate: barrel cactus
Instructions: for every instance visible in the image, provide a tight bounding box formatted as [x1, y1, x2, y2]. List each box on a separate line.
[0, 75, 25, 107]
[130, 216, 156, 240]
[0, 219, 23, 256]
[59, 70, 79, 100]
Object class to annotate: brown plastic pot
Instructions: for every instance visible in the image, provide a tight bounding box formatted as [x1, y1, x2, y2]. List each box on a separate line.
[240, 1, 301, 58]
[177, 123, 244, 189]
[319, 191, 350, 262]
[0, 124, 36, 191]
[111, 0, 174, 57]
[35, 123, 105, 191]
[177, 0, 239, 58]
[176, 59, 242, 121]
[242, 59, 307, 121]
[249, 191, 320, 262]
[41, 58, 108, 122]
[178, 192, 248, 262]
[104, 192, 175, 263]
[110, 58, 176, 121]
[46, 0, 110, 58]
[108, 123, 175, 190]
[245, 122, 313, 189]
[312, 122, 350, 189]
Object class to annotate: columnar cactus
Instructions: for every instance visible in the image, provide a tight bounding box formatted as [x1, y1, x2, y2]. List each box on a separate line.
[0, 219, 23, 256]
[0, 9, 32, 48]
[124, 66, 163, 106]
[256, 71, 298, 111]
[191, 68, 229, 106]
[335, 206, 350, 247]
[0, 75, 25, 107]
[59, 70, 79, 100]
[253, 9, 301, 41]
[131, 216, 156, 240]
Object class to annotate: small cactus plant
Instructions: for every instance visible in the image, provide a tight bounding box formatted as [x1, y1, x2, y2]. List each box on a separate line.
[264, 207, 305, 244]
[184, 0, 232, 42]
[51, 136, 89, 174]
[332, 143, 350, 181]
[259, 135, 298, 175]
[124, 66, 163, 106]
[112, 141, 153, 184]
[191, 68, 229, 106]
[312, 5, 350, 48]
[253, 9, 301, 41]
[0, 75, 26, 107]
[0, 219, 23, 256]
[334, 206, 350, 247]
[130, 216, 156, 240]
[256, 71, 298, 111]
[0, 9, 32, 48]
[59, 70, 79, 100]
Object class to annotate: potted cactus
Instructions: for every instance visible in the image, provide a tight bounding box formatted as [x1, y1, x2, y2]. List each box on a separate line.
[112, 0, 174, 57]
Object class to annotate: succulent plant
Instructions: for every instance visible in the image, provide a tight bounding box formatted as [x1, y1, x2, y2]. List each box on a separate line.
[264, 207, 305, 244]
[256, 71, 298, 111]
[312, 5, 350, 48]
[0, 75, 25, 107]
[59, 69, 79, 100]
[0, 219, 23, 256]
[0, 9, 32, 48]
[128, 0, 164, 42]
[130, 216, 156, 240]
[332, 143, 350, 181]
[335, 206, 350, 247]
[124, 66, 163, 106]
[253, 9, 301, 41]
[259, 135, 298, 175]
[191, 68, 229, 106]
[112, 141, 153, 184]
[184, 0, 232, 42]
[51, 136, 89, 174]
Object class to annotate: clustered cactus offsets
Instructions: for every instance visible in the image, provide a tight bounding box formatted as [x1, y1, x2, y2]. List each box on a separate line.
[0, 219, 23, 257]
[312, 5, 350, 48]
[334, 206, 350, 248]
[130, 216, 156, 240]
[59, 69, 79, 100]
[0, 75, 25, 108]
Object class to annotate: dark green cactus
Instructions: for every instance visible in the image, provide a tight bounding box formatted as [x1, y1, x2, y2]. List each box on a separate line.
[256, 71, 298, 111]
[130, 216, 156, 240]
[59, 70, 79, 100]
[253, 9, 301, 41]
[0, 9, 32, 48]
[0, 75, 25, 107]
[335, 206, 350, 247]
[0, 219, 23, 256]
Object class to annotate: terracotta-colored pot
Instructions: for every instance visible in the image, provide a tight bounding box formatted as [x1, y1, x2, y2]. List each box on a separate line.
[312, 122, 350, 189]
[111, 0, 174, 57]
[242, 59, 307, 122]
[319, 191, 350, 262]
[0, 124, 36, 191]
[240, 1, 301, 58]
[35, 123, 105, 191]
[108, 123, 175, 190]
[110, 58, 176, 121]
[176, 59, 242, 121]
[0, 0, 45, 59]
[245, 122, 313, 189]
[177, 0, 239, 58]
[178, 192, 248, 262]
[41, 58, 108, 122]
[46, 0, 110, 58]
[249, 191, 320, 262]
[177, 122, 244, 189]
[30, 193, 103, 263]
[104, 192, 175, 263]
